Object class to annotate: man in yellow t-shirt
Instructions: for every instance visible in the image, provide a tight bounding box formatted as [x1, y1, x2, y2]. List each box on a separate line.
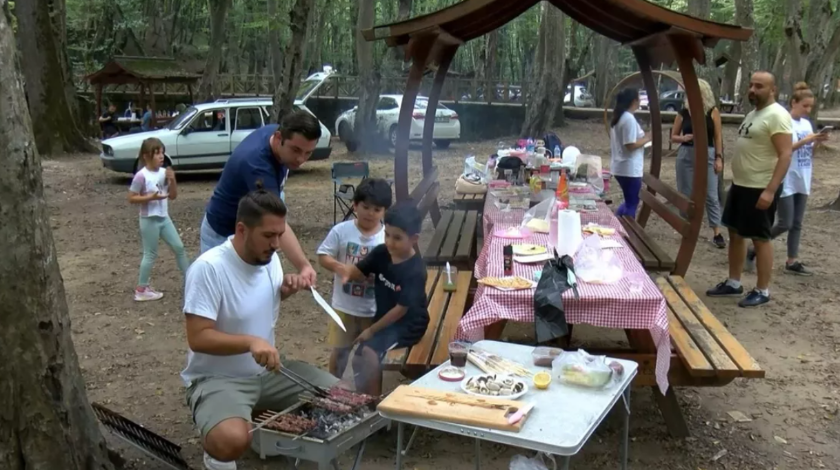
[706, 71, 792, 308]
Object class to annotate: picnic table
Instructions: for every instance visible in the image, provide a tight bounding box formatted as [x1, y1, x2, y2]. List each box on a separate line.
[457, 191, 672, 395]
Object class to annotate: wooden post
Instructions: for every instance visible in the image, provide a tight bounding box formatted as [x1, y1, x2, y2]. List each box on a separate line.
[139, 81, 146, 116]
[668, 33, 708, 278]
[394, 33, 436, 202]
[633, 47, 663, 228]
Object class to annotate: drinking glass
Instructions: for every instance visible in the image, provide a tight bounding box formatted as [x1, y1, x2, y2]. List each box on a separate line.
[449, 341, 469, 369]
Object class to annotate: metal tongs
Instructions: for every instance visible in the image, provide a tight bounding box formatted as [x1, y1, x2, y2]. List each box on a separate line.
[276, 366, 330, 398]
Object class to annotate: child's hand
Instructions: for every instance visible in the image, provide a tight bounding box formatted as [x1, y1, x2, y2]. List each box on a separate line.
[149, 191, 168, 201]
[354, 328, 373, 344]
[335, 264, 351, 284]
[165, 167, 176, 181]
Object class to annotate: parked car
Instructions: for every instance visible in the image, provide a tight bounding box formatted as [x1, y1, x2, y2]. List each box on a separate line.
[564, 84, 595, 108]
[659, 89, 685, 112]
[335, 94, 461, 151]
[99, 97, 332, 174]
[639, 89, 649, 109]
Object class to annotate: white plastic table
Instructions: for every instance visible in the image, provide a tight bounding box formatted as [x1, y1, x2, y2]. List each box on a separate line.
[379, 340, 637, 470]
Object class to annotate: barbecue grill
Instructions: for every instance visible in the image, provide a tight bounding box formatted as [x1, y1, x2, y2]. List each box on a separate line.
[251, 400, 389, 470]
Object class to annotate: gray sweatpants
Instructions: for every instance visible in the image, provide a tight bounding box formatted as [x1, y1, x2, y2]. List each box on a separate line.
[770, 193, 808, 258]
[676, 145, 721, 228]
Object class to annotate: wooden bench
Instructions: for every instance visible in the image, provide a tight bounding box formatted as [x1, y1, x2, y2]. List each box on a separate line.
[424, 209, 479, 271]
[619, 215, 675, 272]
[382, 268, 474, 377]
[453, 193, 486, 212]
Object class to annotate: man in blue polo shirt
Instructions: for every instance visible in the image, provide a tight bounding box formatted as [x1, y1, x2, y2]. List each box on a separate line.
[200, 109, 321, 286]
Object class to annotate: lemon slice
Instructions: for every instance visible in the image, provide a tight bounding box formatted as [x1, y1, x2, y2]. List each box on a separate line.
[533, 372, 552, 390]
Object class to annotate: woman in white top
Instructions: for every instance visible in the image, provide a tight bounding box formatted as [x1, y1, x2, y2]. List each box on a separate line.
[770, 82, 829, 275]
[610, 88, 651, 218]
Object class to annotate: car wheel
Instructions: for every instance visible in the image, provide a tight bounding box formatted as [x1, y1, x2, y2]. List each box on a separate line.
[665, 104, 676, 112]
[389, 125, 398, 148]
[434, 140, 451, 149]
[338, 122, 358, 152]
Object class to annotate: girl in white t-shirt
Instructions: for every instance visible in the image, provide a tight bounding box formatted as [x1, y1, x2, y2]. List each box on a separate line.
[770, 83, 829, 275]
[609, 88, 651, 218]
[128, 138, 190, 301]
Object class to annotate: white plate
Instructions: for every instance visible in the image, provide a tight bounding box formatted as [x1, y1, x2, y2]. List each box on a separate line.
[460, 374, 529, 400]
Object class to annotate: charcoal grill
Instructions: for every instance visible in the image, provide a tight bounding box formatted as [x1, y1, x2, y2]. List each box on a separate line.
[251, 401, 389, 470]
[92, 402, 191, 470]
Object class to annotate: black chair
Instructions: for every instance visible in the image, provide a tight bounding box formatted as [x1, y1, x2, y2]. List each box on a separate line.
[332, 162, 370, 225]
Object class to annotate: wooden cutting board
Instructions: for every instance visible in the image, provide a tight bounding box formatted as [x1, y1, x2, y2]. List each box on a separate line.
[377, 385, 531, 432]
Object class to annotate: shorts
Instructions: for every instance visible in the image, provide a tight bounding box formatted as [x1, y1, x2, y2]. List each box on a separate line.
[721, 184, 782, 241]
[327, 310, 374, 348]
[356, 321, 426, 362]
[185, 360, 338, 438]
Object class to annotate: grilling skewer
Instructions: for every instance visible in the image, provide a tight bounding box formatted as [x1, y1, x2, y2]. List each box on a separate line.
[276, 367, 330, 398]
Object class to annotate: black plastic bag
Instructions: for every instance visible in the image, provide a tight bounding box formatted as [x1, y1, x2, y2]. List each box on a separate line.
[533, 254, 579, 344]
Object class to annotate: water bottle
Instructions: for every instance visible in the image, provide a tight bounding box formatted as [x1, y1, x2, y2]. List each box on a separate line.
[526, 138, 535, 153]
[554, 145, 562, 161]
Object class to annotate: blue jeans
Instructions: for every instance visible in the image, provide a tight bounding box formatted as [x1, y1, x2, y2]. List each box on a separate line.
[615, 175, 643, 218]
[200, 215, 228, 255]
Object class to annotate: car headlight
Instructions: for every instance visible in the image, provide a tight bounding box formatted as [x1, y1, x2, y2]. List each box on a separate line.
[102, 144, 114, 156]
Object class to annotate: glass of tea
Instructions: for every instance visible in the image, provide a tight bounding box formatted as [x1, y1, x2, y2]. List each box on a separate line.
[448, 341, 469, 369]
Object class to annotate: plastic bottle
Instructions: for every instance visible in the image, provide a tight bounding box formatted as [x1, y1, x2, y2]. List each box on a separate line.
[554, 145, 562, 161]
[503, 245, 514, 276]
[556, 169, 569, 209]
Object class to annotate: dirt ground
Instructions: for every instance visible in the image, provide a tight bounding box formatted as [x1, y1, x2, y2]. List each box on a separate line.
[46, 119, 840, 470]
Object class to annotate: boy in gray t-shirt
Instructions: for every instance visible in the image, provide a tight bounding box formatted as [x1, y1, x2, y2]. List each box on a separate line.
[317, 178, 392, 378]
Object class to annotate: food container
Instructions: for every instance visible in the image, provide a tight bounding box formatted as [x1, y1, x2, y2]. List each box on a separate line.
[533, 371, 552, 390]
[531, 346, 563, 367]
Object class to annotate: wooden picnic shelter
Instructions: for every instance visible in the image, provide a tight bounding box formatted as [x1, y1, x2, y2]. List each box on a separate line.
[364, 0, 764, 438]
[86, 56, 200, 128]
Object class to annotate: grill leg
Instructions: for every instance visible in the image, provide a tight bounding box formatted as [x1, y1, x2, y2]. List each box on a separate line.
[350, 440, 367, 470]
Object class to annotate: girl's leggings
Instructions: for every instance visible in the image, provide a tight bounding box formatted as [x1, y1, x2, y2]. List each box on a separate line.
[614, 175, 643, 218]
[139, 216, 190, 286]
[770, 193, 808, 259]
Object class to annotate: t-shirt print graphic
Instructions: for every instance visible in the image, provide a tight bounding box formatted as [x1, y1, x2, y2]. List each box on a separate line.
[738, 121, 754, 139]
[342, 242, 375, 298]
[795, 129, 813, 169]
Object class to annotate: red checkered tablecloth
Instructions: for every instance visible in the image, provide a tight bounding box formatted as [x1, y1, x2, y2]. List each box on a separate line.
[458, 194, 672, 393]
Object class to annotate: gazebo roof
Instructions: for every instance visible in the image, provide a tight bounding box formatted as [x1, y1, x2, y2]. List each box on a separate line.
[86, 56, 201, 85]
[363, 0, 751, 63]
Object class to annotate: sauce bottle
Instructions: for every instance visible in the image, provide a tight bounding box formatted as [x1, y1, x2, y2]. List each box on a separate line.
[503, 245, 513, 276]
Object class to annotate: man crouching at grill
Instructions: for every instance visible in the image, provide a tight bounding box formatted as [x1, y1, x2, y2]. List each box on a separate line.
[181, 188, 338, 470]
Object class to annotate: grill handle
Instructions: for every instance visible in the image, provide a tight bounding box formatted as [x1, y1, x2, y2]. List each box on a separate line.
[273, 443, 302, 452]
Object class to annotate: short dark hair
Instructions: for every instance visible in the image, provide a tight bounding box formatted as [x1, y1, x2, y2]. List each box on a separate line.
[384, 202, 422, 236]
[236, 187, 287, 227]
[353, 178, 393, 208]
[279, 109, 322, 141]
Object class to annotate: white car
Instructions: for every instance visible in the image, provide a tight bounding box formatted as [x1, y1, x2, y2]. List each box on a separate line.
[100, 97, 331, 174]
[564, 84, 596, 108]
[334, 94, 460, 151]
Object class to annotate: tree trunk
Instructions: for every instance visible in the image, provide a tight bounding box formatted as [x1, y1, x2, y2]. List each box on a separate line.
[397, 0, 412, 19]
[197, 0, 231, 102]
[483, 31, 499, 99]
[15, 0, 93, 155]
[593, 35, 616, 107]
[735, 0, 758, 112]
[267, 0, 283, 90]
[720, 40, 741, 101]
[353, 0, 380, 151]
[688, 0, 716, 91]
[0, 6, 117, 470]
[271, 0, 315, 122]
[521, 5, 564, 138]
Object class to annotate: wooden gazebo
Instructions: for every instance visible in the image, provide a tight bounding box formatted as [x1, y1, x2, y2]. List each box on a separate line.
[86, 56, 201, 127]
[363, 0, 752, 278]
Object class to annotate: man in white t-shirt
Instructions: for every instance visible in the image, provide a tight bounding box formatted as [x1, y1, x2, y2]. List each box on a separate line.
[182, 189, 338, 470]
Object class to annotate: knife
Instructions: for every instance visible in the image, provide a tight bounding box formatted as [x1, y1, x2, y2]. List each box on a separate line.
[310, 286, 346, 332]
[507, 403, 535, 425]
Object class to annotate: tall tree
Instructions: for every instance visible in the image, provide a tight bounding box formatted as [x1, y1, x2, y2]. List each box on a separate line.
[14, 0, 92, 155]
[593, 35, 617, 107]
[0, 3, 117, 469]
[521, 3, 564, 138]
[271, 0, 315, 122]
[196, 0, 232, 102]
[353, 0, 380, 150]
[735, 0, 758, 112]
[267, 0, 284, 90]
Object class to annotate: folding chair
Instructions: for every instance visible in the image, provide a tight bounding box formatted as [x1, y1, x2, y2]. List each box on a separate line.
[332, 162, 370, 225]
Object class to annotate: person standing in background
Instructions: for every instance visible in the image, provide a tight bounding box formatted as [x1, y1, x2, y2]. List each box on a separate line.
[706, 72, 792, 308]
[671, 79, 726, 248]
[609, 88, 651, 218]
[99, 103, 119, 138]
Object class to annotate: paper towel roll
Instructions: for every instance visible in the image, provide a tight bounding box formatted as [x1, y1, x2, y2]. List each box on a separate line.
[555, 210, 582, 257]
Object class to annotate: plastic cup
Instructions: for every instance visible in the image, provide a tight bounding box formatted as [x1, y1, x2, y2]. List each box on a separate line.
[449, 341, 469, 369]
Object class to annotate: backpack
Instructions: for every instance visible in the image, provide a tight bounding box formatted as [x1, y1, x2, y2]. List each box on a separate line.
[544, 132, 563, 157]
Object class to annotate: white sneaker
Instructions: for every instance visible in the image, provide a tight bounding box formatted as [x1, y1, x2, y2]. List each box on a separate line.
[134, 286, 164, 302]
[204, 452, 237, 470]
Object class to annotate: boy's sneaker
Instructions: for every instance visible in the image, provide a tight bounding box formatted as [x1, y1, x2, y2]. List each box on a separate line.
[738, 289, 770, 308]
[204, 453, 236, 470]
[744, 248, 756, 273]
[134, 286, 164, 302]
[712, 234, 726, 249]
[784, 261, 813, 276]
[706, 281, 744, 297]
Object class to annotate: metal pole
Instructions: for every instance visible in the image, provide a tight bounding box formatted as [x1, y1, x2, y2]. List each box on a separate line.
[395, 422, 404, 470]
[561, 457, 571, 470]
[401, 426, 419, 456]
[474, 438, 481, 470]
[621, 387, 631, 470]
[351, 440, 367, 470]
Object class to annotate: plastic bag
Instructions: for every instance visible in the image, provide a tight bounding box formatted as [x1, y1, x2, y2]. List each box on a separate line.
[510, 453, 556, 470]
[574, 154, 604, 194]
[520, 197, 555, 233]
[533, 254, 578, 344]
[574, 235, 623, 284]
[552, 349, 614, 389]
[462, 155, 488, 183]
